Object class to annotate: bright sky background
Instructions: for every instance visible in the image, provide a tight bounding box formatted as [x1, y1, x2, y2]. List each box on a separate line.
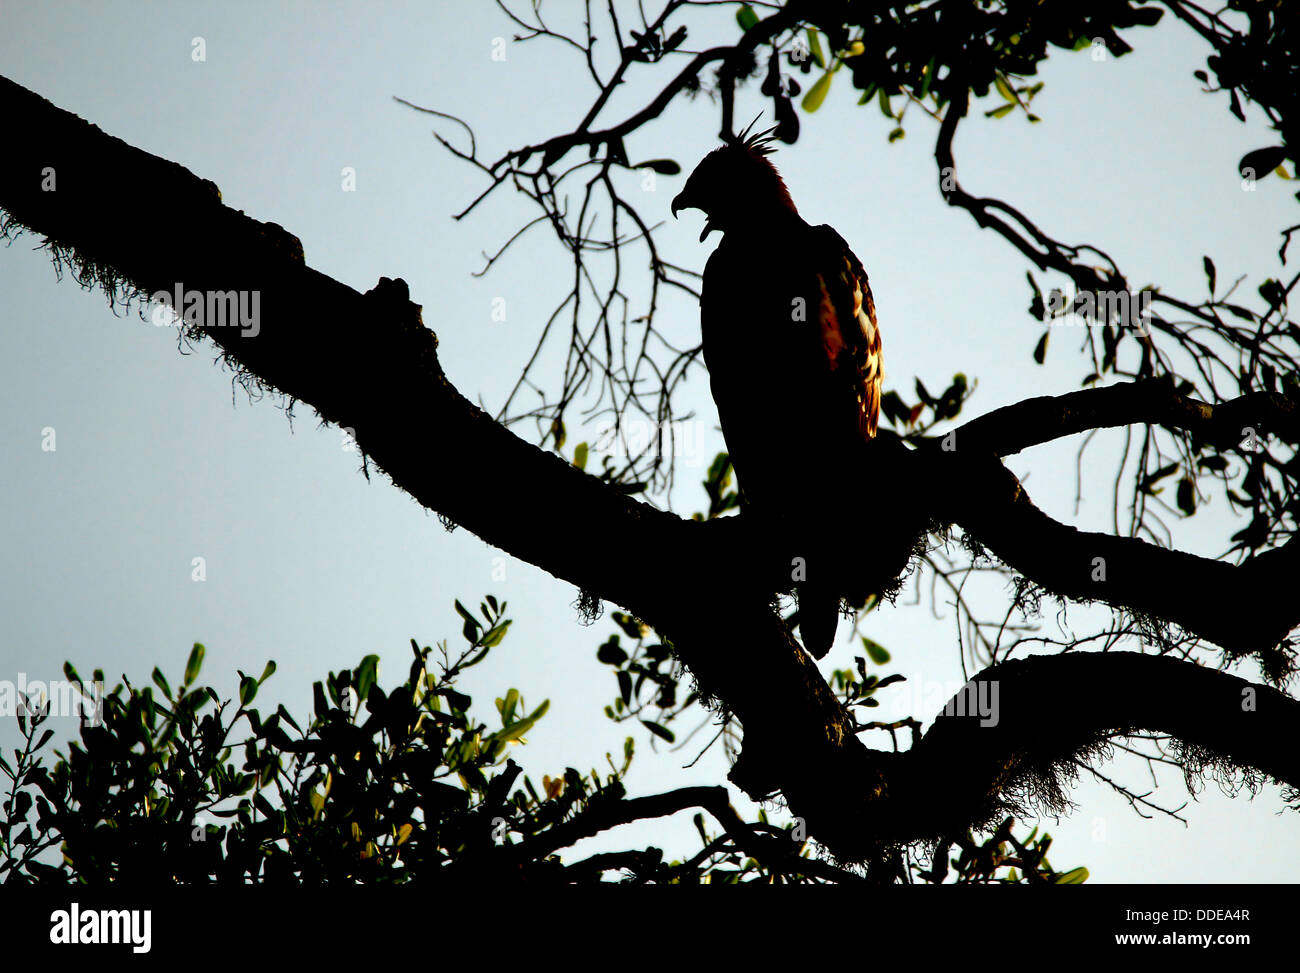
[1, 2, 1296, 882]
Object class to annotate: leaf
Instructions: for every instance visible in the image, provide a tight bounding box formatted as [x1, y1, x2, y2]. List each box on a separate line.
[1259, 279, 1286, 310]
[1203, 256, 1216, 295]
[356, 654, 380, 700]
[806, 28, 825, 69]
[888, 127, 905, 143]
[455, 599, 482, 643]
[239, 675, 258, 706]
[503, 688, 522, 725]
[1033, 331, 1049, 364]
[880, 390, 908, 426]
[1177, 475, 1197, 516]
[1239, 146, 1286, 180]
[613, 612, 646, 640]
[597, 637, 628, 666]
[774, 92, 800, 143]
[1229, 89, 1245, 123]
[861, 637, 891, 665]
[1027, 272, 1044, 319]
[735, 4, 759, 31]
[1130, 6, 1163, 26]
[985, 103, 1015, 119]
[636, 159, 680, 175]
[496, 700, 550, 744]
[878, 87, 893, 118]
[184, 643, 205, 684]
[706, 451, 732, 488]
[802, 70, 833, 113]
[1053, 867, 1089, 884]
[918, 56, 936, 99]
[1141, 462, 1179, 493]
[443, 687, 471, 713]
[994, 73, 1016, 103]
[151, 667, 172, 700]
[641, 720, 675, 743]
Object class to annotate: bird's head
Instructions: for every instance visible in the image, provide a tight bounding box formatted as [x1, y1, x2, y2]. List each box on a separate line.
[671, 122, 798, 242]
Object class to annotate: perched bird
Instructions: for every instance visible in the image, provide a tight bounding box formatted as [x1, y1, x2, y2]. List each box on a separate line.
[672, 124, 882, 659]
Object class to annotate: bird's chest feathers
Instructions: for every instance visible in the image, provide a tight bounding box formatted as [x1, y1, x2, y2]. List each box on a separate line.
[701, 234, 832, 380]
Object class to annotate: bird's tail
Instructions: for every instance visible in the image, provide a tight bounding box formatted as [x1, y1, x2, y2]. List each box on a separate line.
[797, 581, 840, 660]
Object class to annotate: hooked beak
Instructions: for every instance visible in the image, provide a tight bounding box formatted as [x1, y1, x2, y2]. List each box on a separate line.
[671, 190, 717, 243]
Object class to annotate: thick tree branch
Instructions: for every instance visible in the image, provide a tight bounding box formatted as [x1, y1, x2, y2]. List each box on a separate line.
[922, 445, 1300, 662]
[955, 377, 1300, 458]
[905, 651, 1300, 839]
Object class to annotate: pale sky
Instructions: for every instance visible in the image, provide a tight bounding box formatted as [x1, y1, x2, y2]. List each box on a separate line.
[1, 2, 1296, 881]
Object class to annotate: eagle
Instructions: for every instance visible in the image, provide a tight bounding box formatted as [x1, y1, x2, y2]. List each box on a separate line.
[672, 125, 882, 659]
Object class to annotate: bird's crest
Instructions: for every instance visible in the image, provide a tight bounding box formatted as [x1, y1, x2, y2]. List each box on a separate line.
[672, 115, 797, 237]
[727, 115, 781, 157]
[719, 116, 795, 213]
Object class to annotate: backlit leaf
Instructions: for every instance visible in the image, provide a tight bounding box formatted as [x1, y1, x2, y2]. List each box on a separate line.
[802, 70, 832, 112]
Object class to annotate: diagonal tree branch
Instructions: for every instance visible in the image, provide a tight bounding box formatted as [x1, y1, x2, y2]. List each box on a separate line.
[953, 377, 1300, 459]
[922, 443, 1300, 666]
[906, 651, 1300, 840]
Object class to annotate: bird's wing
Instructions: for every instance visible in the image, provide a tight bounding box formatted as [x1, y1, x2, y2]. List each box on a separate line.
[698, 220, 881, 512]
[809, 224, 882, 440]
